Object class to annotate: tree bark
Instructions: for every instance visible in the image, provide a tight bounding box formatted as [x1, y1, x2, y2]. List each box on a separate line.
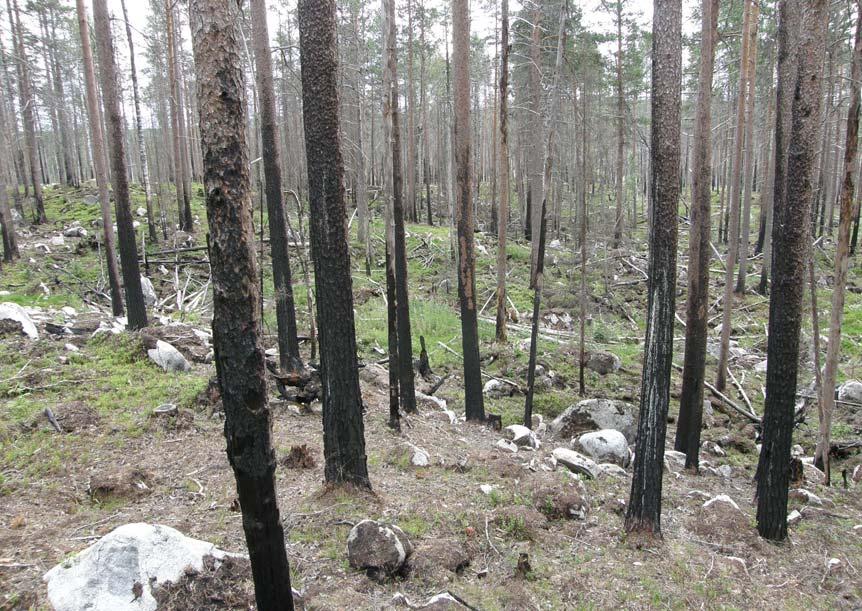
[494, 0, 510, 343]
[815, 0, 862, 484]
[735, 1, 760, 294]
[92, 0, 148, 330]
[120, 0, 157, 244]
[453, 0, 485, 422]
[251, 0, 303, 374]
[74, 0, 124, 317]
[675, 0, 718, 468]
[625, 0, 681, 538]
[298, 0, 371, 488]
[47, 8, 75, 187]
[613, 0, 625, 248]
[166, 0, 192, 232]
[756, 0, 826, 542]
[716, 0, 754, 392]
[11, 0, 46, 223]
[188, 1, 295, 606]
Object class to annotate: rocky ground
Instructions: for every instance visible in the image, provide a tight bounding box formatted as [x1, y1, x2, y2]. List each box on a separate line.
[1, 186, 861, 610]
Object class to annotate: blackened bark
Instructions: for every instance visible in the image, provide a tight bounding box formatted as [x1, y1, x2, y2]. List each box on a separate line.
[386, 2, 417, 414]
[385, 237, 401, 430]
[188, 0, 295, 606]
[12, 0, 46, 224]
[297, 0, 370, 488]
[74, 0, 124, 317]
[453, 0, 485, 422]
[494, 0, 510, 343]
[92, 0, 148, 331]
[166, 0, 192, 232]
[675, 0, 718, 468]
[524, 200, 546, 428]
[626, 0, 681, 538]
[0, 81, 19, 262]
[756, 0, 827, 542]
[251, 0, 302, 374]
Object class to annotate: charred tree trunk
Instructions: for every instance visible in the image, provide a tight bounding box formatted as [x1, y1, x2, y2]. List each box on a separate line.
[298, 0, 371, 488]
[75, 0, 124, 316]
[494, 0, 510, 344]
[453, 0, 485, 422]
[251, 0, 302, 374]
[756, 0, 826, 542]
[675, 0, 718, 468]
[92, 0, 148, 330]
[188, 0, 295, 606]
[625, 0, 681, 538]
[166, 0, 192, 232]
[815, 0, 862, 484]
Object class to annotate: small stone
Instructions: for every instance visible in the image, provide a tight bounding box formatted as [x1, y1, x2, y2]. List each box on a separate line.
[483, 378, 513, 398]
[717, 465, 733, 478]
[136, 207, 147, 217]
[410, 445, 430, 467]
[347, 519, 413, 576]
[49, 235, 66, 247]
[64, 343, 79, 352]
[552, 448, 599, 479]
[788, 488, 822, 505]
[702, 441, 726, 457]
[838, 380, 862, 405]
[147, 340, 191, 373]
[0, 302, 39, 339]
[573, 429, 629, 466]
[495, 439, 518, 453]
[665, 450, 687, 466]
[479, 484, 495, 496]
[140, 276, 157, 307]
[687, 490, 712, 501]
[585, 351, 622, 375]
[703, 494, 740, 512]
[853, 465, 862, 483]
[597, 463, 627, 477]
[791, 444, 804, 457]
[504, 424, 540, 449]
[787, 509, 803, 526]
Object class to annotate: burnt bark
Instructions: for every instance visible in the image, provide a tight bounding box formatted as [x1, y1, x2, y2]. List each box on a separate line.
[675, 0, 718, 468]
[453, 0, 485, 422]
[188, 0, 295, 606]
[625, 0, 681, 538]
[251, 0, 302, 374]
[92, 0, 148, 330]
[494, 0, 510, 343]
[756, 0, 827, 542]
[298, 0, 370, 488]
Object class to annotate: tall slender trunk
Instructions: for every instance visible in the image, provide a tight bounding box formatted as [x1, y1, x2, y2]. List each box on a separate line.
[625, 0, 681, 538]
[716, 0, 754, 392]
[494, 0, 510, 343]
[166, 0, 191, 232]
[735, 1, 760, 294]
[251, 0, 302, 374]
[756, 0, 825, 542]
[74, 0, 124, 317]
[11, 0, 46, 223]
[675, 0, 718, 468]
[527, 11, 543, 284]
[188, 0, 295, 605]
[613, 1, 625, 247]
[298, 0, 370, 488]
[815, 0, 862, 484]
[453, 0, 485, 422]
[120, 0, 157, 244]
[406, 0, 417, 223]
[46, 9, 75, 187]
[92, 0, 148, 330]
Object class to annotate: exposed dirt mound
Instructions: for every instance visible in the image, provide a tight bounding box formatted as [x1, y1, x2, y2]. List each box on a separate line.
[152, 555, 257, 610]
[87, 467, 155, 503]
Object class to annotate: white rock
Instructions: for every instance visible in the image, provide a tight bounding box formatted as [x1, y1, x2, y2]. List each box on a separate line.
[552, 448, 599, 479]
[0, 302, 38, 339]
[838, 380, 862, 405]
[132, 220, 141, 229]
[573, 429, 629, 466]
[702, 441, 726, 457]
[791, 444, 804, 457]
[136, 207, 147, 217]
[479, 484, 496, 495]
[703, 494, 740, 512]
[717, 464, 733, 478]
[64, 343, 79, 352]
[504, 424, 540, 449]
[787, 509, 803, 526]
[597, 463, 627, 477]
[49, 235, 66, 247]
[483, 378, 511, 398]
[140, 276, 157, 307]
[550, 398, 638, 444]
[147, 340, 191, 372]
[664, 450, 687, 466]
[44, 523, 230, 611]
[61, 306, 77, 317]
[755, 359, 768, 374]
[410, 445, 430, 467]
[347, 519, 413, 574]
[495, 439, 518, 453]
[789, 488, 822, 505]
[853, 464, 862, 483]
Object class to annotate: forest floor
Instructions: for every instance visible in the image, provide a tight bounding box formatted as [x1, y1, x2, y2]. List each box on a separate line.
[1, 184, 861, 610]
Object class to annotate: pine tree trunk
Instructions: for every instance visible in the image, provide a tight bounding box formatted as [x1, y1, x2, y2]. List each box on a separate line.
[716, 0, 754, 392]
[494, 0, 510, 344]
[625, 0, 681, 538]
[119, 0, 157, 244]
[92, 0, 148, 330]
[453, 0, 485, 422]
[613, 1, 625, 248]
[75, 0, 124, 317]
[47, 8, 75, 187]
[166, 0, 191, 232]
[12, 0, 46, 224]
[406, 0, 417, 223]
[675, 0, 718, 468]
[298, 0, 371, 488]
[188, 1, 295, 605]
[756, 0, 826, 542]
[815, 0, 862, 484]
[251, 0, 302, 374]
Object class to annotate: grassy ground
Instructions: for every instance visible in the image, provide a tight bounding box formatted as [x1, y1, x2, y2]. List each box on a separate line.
[0, 184, 861, 609]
